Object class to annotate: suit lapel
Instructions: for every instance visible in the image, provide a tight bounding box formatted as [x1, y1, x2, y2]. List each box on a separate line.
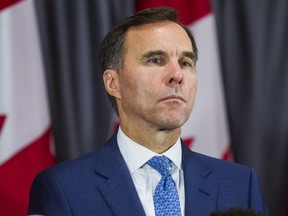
[95, 134, 146, 216]
[94, 135, 217, 215]
[182, 142, 218, 215]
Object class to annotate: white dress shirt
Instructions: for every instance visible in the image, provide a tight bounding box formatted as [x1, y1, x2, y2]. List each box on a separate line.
[117, 127, 185, 216]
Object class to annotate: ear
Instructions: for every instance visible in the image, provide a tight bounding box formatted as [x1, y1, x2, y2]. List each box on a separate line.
[103, 69, 121, 99]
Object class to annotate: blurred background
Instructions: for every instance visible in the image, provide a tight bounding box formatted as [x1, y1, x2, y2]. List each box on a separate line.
[0, 0, 287, 215]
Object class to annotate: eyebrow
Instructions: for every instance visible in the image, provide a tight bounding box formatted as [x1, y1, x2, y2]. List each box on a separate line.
[142, 50, 168, 59]
[141, 50, 197, 64]
[182, 51, 197, 64]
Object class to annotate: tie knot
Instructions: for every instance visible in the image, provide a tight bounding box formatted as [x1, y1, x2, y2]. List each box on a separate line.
[147, 156, 170, 177]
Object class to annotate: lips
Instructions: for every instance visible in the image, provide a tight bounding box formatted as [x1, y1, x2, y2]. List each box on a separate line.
[160, 95, 186, 103]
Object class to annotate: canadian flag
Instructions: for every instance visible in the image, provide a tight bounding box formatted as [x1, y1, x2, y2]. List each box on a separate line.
[0, 0, 56, 215]
[134, 0, 231, 160]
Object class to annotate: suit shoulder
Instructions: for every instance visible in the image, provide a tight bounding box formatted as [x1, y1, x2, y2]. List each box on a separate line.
[189, 151, 254, 178]
[35, 134, 119, 181]
[40, 150, 102, 181]
[198, 152, 246, 167]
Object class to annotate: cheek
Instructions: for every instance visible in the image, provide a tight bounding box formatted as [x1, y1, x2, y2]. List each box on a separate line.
[192, 79, 197, 94]
[192, 74, 198, 89]
[186, 76, 198, 103]
[120, 80, 136, 99]
[119, 73, 146, 101]
[139, 76, 161, 100]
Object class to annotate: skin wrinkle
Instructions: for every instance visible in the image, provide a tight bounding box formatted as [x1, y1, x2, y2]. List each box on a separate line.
[103, 21, 197, 153]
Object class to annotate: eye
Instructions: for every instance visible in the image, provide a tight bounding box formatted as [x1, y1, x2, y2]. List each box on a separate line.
[180, 59, 193, 68]
[149, 57, 162, 64]
[147, 57, 166, 66]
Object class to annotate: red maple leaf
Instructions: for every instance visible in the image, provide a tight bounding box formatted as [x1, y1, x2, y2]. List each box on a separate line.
[182, 137, 195, 148]
[0, 115, 6, 136]
[112, 122, 120, 133]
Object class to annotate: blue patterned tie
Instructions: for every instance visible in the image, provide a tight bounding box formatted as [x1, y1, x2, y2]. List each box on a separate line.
[147, 156, 181, 216]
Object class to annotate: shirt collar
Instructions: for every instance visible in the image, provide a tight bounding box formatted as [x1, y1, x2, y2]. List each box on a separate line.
[117, 126, 182, 174]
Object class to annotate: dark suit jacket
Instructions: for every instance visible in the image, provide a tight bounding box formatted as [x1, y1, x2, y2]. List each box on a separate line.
[28, 133, 268, 215]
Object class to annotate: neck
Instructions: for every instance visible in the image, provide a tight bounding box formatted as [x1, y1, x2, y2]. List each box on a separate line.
[120, 123, 181, 154]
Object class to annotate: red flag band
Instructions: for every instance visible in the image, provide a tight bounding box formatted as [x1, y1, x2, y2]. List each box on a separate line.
[0, 0, 56, 215]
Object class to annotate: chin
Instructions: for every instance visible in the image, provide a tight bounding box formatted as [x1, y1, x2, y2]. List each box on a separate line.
[152, 110, 189, 129]
[159, 118, 187, 130]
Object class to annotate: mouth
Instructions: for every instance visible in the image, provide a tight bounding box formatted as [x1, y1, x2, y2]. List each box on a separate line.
[160, 95, 186, 103]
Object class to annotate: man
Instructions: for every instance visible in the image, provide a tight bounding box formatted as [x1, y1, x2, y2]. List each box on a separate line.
[28, 7, 268, 215]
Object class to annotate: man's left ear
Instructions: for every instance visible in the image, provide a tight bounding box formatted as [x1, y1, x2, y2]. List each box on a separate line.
[103, 69, 121, 99]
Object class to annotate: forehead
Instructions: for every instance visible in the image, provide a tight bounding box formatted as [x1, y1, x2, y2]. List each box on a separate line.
[125, 21, 193, 54]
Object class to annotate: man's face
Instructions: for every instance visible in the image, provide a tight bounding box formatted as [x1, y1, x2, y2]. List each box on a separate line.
[110, 21, 197, 131]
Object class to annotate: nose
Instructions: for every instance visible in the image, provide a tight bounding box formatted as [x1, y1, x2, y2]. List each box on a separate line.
[165, 61, 183, 86]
